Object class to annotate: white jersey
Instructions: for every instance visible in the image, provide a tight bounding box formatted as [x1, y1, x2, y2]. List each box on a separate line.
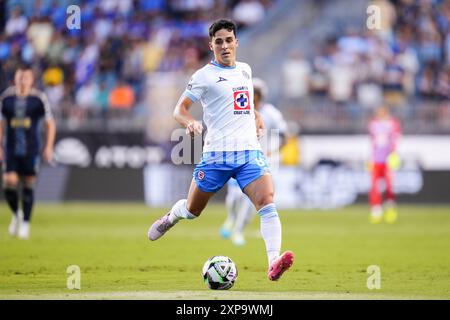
[259, 103, 287, 156]
[183, 61, 261, 153]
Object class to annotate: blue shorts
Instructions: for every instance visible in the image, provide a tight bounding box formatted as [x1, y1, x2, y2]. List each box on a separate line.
[3, 155, 40, 176]
[193, 150, 270, 193]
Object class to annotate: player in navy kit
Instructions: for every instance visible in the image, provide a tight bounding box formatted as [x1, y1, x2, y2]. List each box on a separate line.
[0, 65, 56, 239]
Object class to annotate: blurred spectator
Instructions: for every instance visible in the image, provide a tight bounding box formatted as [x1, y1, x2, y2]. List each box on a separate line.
[108, 80, 135, 111]
[42, 64, 64, 86]
[45, 83, 64, 117]
[328, 52, 355, 103]
[99, 0, 133, 16]
[233, 0, 266, 28]
[5, 6, 27, 37]
[26, 16, 54, 57]
[436, 68, 450, 100]
[396, 47, 419, 95]
[369, 0, 397, 42]
[0, 34, 11, 61]
[282, 50, 311, 100]
[357, 80, 384, 109]
[0, 0, 279, 130]
[76, 80, 99, 117]
[446, 32, 450, 66]
[0, 0, 445, 135]
[47, 31, 66, 64]
[382, 54, 406, 106]
[75, 41, 99, 88]
[170, 0, 215, 12]
[93, 10, 114, 45]
[281, 0, 449, 131]
[417, 64, 436, 98]
[95, 82, 110, 117]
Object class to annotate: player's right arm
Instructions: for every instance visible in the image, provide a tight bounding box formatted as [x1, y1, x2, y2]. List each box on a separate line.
[175, 70, 206, 137]
[173, 95, 203, 137]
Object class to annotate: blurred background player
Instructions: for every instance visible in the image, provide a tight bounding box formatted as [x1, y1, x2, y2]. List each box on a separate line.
[368, 105, 401, 224]
[220, 77, 288, 246]
[148, 19, 294, 281]
[0, 65, 56, 239]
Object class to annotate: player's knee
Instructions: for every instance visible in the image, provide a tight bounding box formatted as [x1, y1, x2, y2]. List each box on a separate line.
[3, 175, 19, 189]
[254, 193, 274, 210]
[24, 179, 36, 189]
[22, 174, 36, 186]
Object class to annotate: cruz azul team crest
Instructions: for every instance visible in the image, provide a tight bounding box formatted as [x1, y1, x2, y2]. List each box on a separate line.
[233, 86, 250, 115]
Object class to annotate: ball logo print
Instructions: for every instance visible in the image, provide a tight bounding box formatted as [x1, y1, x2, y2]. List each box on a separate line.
[202, 256, 238, 290]
[233, 91, 250, 110]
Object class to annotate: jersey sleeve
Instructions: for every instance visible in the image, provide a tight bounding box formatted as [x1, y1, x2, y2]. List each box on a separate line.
[242, 62, 253, 78]
[183, 69, 207, 103]
[38, 91, 54, 120]
[0, 89, 7, 121]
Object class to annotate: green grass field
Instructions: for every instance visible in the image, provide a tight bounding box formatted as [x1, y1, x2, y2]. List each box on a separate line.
[1, 203, 449, 300]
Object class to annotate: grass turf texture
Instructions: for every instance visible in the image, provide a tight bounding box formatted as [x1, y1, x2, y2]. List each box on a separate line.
[0, 203, 449, 299]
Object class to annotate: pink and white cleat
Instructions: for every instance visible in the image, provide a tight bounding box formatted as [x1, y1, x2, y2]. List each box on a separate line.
[268, 251, 295, 281]
[148, 213, 178, 241]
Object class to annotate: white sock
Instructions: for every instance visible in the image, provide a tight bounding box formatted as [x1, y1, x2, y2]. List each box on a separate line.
[168, 199, 196, 223]
[257, 203, 281, 266]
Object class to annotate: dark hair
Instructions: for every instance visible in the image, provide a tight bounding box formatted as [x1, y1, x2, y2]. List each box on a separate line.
[208, 19, 237, 38]
[16, 63, 33, 72]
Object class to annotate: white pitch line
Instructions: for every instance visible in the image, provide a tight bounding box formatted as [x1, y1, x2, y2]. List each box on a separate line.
[0, 290, 440, 300]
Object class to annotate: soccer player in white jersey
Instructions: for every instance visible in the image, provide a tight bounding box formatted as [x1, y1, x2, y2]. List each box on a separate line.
[220, 78, 288, 246]
[148, 19, 294, 281]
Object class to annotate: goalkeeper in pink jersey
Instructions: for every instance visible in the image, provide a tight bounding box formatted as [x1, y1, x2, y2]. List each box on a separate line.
[368, 106, 401, 224]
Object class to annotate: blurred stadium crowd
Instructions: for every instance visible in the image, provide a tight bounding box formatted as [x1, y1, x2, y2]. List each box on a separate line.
[282, 0, 449, 133]
[0, 0, 276, 127]
[0, 0, 449, 134]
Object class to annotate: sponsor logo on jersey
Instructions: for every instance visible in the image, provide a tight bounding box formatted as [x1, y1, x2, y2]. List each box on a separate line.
[233, 91, 250, 112]
[242, 70, 250, 79]
[216, 77, 228, 83]
[187, 77, 193, 90]
[11, 117, 31, 128]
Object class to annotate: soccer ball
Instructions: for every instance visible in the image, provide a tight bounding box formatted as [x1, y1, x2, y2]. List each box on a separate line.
[202, 256, 238, 290]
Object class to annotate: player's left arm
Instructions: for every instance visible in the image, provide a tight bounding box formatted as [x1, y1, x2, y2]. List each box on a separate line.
[43, 118, 56, 163]
[40, 92, 56, 163]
